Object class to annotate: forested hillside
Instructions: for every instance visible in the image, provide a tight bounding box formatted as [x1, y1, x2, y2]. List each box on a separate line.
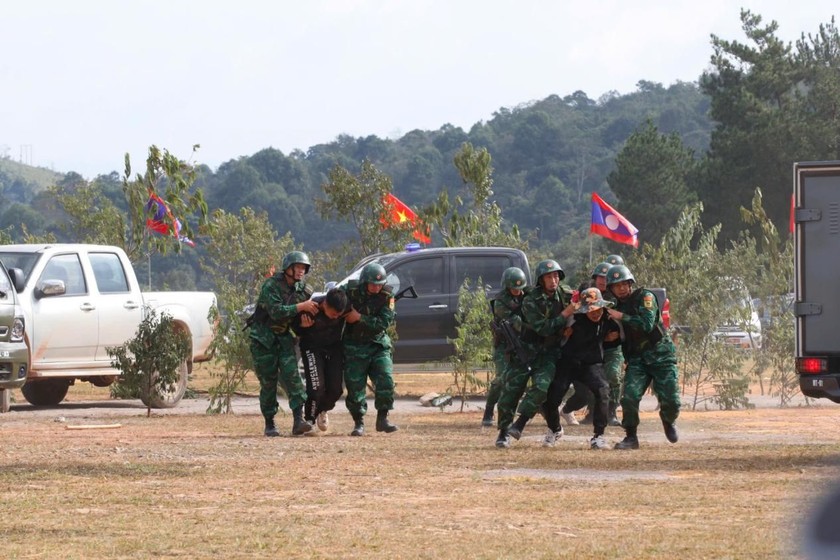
[2, 11, 839, 292]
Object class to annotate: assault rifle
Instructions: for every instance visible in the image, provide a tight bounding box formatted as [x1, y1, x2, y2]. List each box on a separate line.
[394, 285, 418, 301]
[498, 319, 533, 372]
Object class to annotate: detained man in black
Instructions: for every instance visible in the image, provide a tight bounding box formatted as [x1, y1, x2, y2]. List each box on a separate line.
[541, 287, 620, 449]
[295, 288, 350, 432]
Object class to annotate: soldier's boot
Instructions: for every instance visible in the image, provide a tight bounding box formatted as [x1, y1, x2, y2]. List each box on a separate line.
[495, 429, 511, 449]
[350, 414, 365, 437]
[481, 406, 495, 427]
[291, 406, 313, 436]
[264, 416, 280, 437]
[507, 414, 529, 440]
[375, 409, 399, 433]
[614, 427, 640, 450]
[663, 419, 679, 443]
[608, 402, 622, 427]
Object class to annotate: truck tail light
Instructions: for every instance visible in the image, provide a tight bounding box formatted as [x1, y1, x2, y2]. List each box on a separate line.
[798, 357, 827, 374]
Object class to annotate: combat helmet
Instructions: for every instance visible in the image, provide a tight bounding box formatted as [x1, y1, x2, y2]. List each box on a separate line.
[534, 259, 565, 286]
[501, 267, 527, 290]
[605, 254, 625, 266]
[281, 251, 311, 274]
[591, 262, 611, 278]
[605, 264, 635, 286]
[360, 263, 388, 285]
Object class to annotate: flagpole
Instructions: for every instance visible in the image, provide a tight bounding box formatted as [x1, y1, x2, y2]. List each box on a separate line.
[589, 234, 593, 267]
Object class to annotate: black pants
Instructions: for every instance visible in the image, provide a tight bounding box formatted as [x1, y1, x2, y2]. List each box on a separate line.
[542, 359, 610, 436]
[301, 344, 345, 422]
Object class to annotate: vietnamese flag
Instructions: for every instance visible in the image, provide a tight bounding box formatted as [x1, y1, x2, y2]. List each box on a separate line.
[381, 192, 432, 244]
[590, 192, 639, 248]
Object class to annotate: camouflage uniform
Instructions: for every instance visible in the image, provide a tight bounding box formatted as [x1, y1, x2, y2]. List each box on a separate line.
[615, 287, 679, 435]
[496, 283, 569, 429]
[248, 273, 312, 419]
[341, 281, 396, 421]
[484, 288, 526, 423]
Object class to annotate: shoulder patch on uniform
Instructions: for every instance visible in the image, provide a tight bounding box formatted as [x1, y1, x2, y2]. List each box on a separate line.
[389, 296, 395, 310]
[643, 294, 654, 309]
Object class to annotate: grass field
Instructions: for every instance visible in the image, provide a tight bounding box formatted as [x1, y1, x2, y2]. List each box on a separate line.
[1, 367, 838, 559]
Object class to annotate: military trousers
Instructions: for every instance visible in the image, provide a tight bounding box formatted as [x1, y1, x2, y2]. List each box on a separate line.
[496, 351, 557, 429]
[343, 342, 394, 418]
[620, 340, 680, 430]
[484, 346, 508, 413]
[250, 333, 306, 418]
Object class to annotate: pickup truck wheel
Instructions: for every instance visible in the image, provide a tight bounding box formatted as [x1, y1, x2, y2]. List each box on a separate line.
[0, 389, 10, 413]
[141, 359, 188, 409]
[21, 379, 71, 406]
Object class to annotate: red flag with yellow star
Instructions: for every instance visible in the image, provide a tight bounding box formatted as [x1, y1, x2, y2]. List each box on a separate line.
[381, 192, 431, 244]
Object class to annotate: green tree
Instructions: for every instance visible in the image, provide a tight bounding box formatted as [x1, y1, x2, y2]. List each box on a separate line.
[607, 120, 698, 246]
[46, 182, 125, 245]
[107, 308, 191, 417]
[316, 158, 417, 259]
[423, 142, 525, 249]
[447, 277, 494, 411]
[122, 145, 210, 262]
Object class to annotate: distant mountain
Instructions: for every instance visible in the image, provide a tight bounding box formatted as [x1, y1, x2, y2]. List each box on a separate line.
[0, 157, 62, 192]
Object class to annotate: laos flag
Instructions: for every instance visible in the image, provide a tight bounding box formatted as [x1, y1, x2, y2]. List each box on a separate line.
[590, 192, 639, 248]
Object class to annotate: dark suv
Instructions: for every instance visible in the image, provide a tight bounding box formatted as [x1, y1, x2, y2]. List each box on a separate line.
[339, 246, 530, 363]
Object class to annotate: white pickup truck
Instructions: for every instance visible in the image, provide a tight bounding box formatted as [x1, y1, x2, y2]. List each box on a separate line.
[0, 244, 216, 408]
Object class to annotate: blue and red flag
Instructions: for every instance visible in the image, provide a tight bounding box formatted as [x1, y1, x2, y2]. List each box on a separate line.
[146, 192, 195, 247]
[590, 192, 639, 248]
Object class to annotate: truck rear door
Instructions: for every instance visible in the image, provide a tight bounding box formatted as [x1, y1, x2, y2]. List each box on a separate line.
[795, 161, 840, 402]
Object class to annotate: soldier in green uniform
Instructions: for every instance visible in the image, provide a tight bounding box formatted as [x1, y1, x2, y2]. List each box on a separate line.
[495, 259, 575, 448]
[482, 267, 528, 427]
[341, 262, 399, 437]
[248, 251, 319, 437]
[605, 264, 680, 449]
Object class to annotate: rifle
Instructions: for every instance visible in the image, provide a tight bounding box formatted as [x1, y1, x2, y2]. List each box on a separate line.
[394, 285, 418, 301]
[498, 319, 533, 372]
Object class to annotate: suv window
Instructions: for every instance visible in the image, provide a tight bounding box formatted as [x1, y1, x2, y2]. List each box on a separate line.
[454, 255, 512, 292]
[387, 257, 444, 296]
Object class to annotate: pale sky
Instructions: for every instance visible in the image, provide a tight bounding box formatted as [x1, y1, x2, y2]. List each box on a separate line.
[1, 1, 836, 178]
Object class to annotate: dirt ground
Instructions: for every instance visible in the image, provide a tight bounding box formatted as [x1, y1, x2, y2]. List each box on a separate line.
[1, 371, 838, 559]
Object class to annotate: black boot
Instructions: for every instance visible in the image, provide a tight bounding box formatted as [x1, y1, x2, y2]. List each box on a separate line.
[481, 407, 494, 427]
[350, 414, 365, 437]
[292, 406, 313, 436]
[264, 416, 279, 437]
[663, 419, 679, 443]
[614, 427, 639, 450]
[608, 402, 622, 427]
[507, 414, 529, 440]
[495, 429, 511, 448]
[376, 409, 399, 433]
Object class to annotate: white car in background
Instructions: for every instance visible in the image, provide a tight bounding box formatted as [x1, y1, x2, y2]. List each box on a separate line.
[712, 289, 762, 350]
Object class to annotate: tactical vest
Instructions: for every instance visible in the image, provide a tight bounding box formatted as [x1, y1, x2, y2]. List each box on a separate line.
[249, 275, 313, 335]
[489, 290, 525, 346]
[620, 287, 666, 356]
[522, 288, 568, 346]
[342, 282, 393, 342]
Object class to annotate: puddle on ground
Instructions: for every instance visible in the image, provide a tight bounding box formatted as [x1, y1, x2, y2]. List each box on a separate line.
[483, 468, 673, 482]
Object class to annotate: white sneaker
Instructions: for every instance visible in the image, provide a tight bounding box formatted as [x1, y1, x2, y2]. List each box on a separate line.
[542, 428, 563, 447]
[590, 435, 607, 450]
[560, 410, 579, 426]
[316, 412, 329, 432]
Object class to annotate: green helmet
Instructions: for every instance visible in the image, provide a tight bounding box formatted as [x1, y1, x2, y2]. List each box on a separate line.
[281, 251, 311, 274]
[605, 254, 625, 266]
[605, 264, 635, 285]
[360, 263, 388, 285]
[534, 259, 565, 285]
[501, 267, 527, 290]
[591, 261, 611, 278]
